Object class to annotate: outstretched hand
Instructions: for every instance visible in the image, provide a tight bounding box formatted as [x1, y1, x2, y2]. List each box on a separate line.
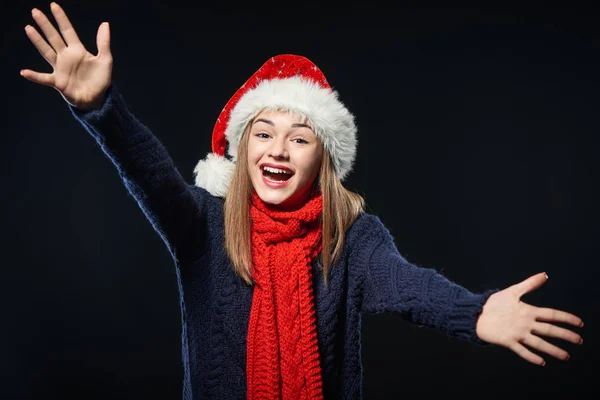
[21, 2, 112, 110]
[475, 272, 583, 366]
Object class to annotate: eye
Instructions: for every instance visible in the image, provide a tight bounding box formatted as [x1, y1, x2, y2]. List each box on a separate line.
[293, 138, 309, 144]
[254, 132, 270, 139]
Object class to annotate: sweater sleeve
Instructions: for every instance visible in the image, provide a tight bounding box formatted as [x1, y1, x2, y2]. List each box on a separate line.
[360, 216, 500, 344]
[68, 84, 206, 264]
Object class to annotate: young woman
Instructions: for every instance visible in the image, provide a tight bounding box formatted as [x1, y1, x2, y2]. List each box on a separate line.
[21, 3, 584, 399]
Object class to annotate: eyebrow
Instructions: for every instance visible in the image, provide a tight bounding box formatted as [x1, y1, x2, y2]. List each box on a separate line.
[253, 118, 312, 129]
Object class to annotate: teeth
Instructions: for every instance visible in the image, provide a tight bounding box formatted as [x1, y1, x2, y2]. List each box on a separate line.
[263, 166, 291, 174]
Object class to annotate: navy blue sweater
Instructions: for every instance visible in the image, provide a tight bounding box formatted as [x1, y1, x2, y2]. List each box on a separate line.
[69, 85, 499, 399]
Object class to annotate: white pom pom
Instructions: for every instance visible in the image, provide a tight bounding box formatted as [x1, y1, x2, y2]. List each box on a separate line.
[193, 153, 236, 197]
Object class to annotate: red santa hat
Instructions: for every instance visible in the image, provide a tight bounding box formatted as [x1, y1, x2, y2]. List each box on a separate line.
[193, 54, 357, 197]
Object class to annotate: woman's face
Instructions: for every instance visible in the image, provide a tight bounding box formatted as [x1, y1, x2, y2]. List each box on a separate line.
[247, 110, 323, 209]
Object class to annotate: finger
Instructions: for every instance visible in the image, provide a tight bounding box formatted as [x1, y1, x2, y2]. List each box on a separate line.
[20, 69, 56, 87]
[31, 7, 66, 52]
[96, 22, 112, 60]
[535, 307, 584, 327]
[24, 24, 57, 66]
[509, 342, 545, 366]
[522, 333, 570, 361]
[510, 272, 548, 298]
[49, 2, 81, 46]
[532, 321, 583, 345]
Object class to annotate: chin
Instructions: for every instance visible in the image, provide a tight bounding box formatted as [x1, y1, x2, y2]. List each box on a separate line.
[255, 186, 295, 206]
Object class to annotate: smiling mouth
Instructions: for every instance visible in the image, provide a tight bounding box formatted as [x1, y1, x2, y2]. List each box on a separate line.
[262, 166, 294, 182]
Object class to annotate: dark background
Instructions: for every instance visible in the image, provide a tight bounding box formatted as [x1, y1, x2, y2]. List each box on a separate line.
[2, 1, 598, 398]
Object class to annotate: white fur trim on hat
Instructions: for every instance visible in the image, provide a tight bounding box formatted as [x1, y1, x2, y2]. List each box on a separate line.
[193, 152, 236, 197]
[224, 76, 357, 181]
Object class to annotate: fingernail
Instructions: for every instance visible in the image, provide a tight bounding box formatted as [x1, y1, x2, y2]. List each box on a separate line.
[580, 321, 584, 328]
[565, 354, 570, 361]
[541, 361, 546, 367]
[544, 273, 549, 279]
[579, 337, 584, 345]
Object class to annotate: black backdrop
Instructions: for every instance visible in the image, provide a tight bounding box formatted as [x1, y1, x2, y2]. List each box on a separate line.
[2, 2, 598, 398]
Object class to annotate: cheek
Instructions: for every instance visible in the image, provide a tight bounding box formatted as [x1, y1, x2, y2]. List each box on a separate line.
[309, 151, 323, 176]
[298, 152, 322, 182]
[246, 145, 261, 166]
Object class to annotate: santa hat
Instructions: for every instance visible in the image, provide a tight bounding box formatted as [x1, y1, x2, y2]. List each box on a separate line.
[193, 54, 357, 197]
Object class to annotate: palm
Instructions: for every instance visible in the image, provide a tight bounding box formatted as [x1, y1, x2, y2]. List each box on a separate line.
[476, 272, 584, 366]
[53, 45, 111, 107]
[21, 3, 112, 110]
[476, 286, 527, 345]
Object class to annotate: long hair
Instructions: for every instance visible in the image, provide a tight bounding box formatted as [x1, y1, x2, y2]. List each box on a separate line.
[224, 121, 365, 287]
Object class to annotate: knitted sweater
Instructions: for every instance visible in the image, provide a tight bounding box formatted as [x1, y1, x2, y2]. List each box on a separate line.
[69, 85, 499, 400]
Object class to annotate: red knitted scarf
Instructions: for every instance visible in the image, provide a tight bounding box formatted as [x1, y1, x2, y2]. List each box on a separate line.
[247, 190, 324, 400]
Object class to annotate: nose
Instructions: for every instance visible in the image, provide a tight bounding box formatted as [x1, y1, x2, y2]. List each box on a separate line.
[268, 136, 289, 159]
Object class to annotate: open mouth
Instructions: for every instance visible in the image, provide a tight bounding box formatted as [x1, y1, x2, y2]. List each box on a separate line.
[262, 165, 294, 182]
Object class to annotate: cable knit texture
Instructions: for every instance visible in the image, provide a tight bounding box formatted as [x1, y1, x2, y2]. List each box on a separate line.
[248, 191, 324, 400]
[68, 84, 500, 399]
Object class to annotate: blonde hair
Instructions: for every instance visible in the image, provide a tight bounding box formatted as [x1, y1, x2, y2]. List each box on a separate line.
[224, 119, 365, 287]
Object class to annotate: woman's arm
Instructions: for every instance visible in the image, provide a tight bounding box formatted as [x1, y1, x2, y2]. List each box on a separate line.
[21, 3, 206, 263]
[69, 85, 205, 263]
[360, 216, 584, 365]
[360, 216, 499, 344]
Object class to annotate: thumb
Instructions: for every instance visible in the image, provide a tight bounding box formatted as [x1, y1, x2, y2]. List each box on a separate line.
[96, 22, 112, 60]
[510, 272, 548, 298]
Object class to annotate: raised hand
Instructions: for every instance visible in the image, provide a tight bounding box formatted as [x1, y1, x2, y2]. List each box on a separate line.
[21, 2, 112, 110]
[475, 272, 584, 366]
